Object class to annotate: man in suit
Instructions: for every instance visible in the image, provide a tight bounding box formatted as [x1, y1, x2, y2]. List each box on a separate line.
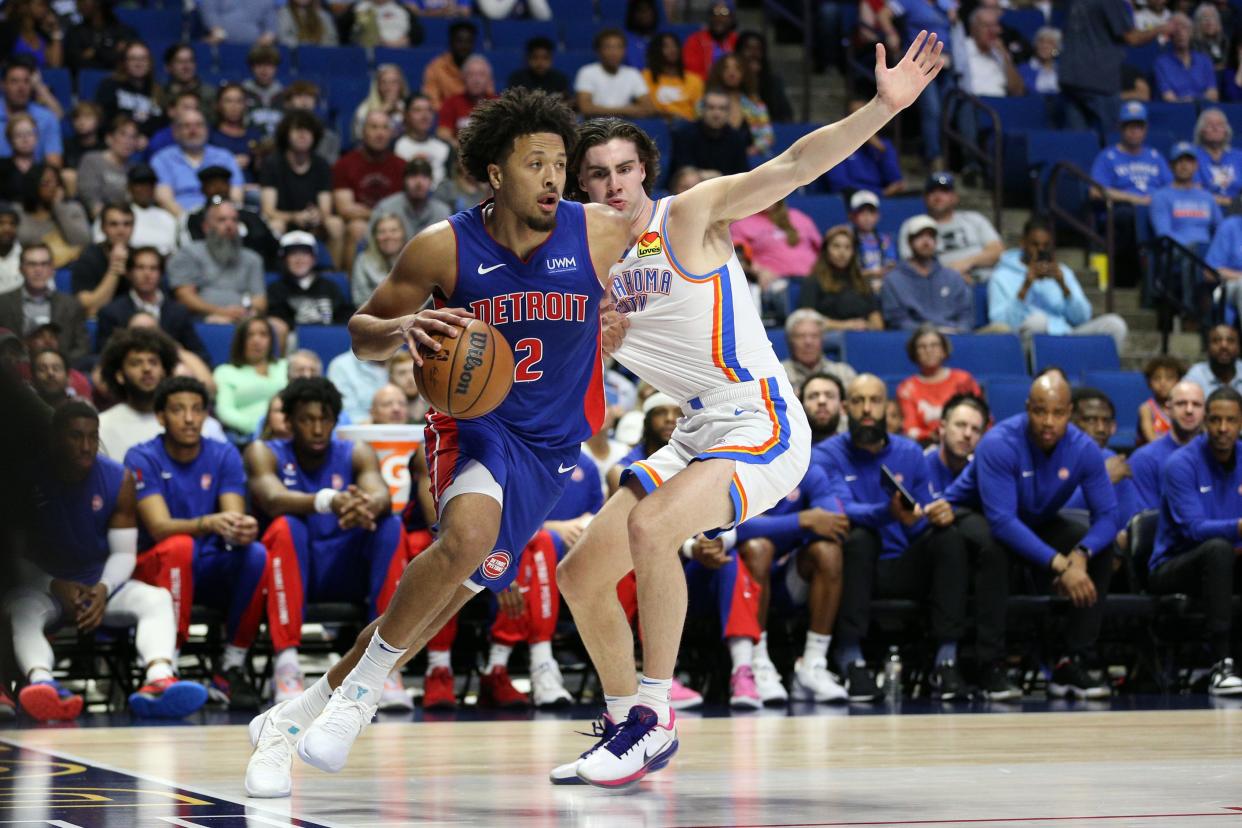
[97, 247, 207, 361]
[0, 243, 88, 362]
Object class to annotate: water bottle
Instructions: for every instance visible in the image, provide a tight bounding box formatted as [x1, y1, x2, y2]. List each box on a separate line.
[884, 645, 903, 701]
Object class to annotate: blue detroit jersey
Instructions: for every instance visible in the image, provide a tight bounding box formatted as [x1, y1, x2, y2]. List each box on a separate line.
[1153, 435, 1242, 569]
[444, 199, 605, 449]
[924, 445, 965, 497]
[266, 438, 355, 538]
[32, 455, 126, 585]
[1130, 432, 1182, 511]
[125, 436, 247, 551]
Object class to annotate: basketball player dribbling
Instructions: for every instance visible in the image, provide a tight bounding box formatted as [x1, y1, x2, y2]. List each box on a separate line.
[243, 87, 630, 797]
[549, 33, 945, 788]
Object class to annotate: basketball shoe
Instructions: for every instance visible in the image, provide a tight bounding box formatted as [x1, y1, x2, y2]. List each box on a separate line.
[128, 677, 208, 718]
[549, 714, 617, 785]
[575, 706, 678, 789]
[729, 666, 762, 710]
[1208, 658, 1242, 696]
[479, 666, 530, 708]
[18, 680, 83, 722]
[297, 684, 377, 773]
[210, 666, 260, 710]
[273, 661, 304, 703]
[752, 658, 788, 705]
[379, 675, 413, 711]
[531, 661, 573, 708]
[422, 667, 457, 709]
[1048, 656, 1110, 700]
[245, 700, 299, 798]
[791, 657, 848, 703]
[669, 677, 703, 710]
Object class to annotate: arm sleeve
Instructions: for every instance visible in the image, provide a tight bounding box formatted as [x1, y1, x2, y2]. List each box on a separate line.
[123, 447, 164, 502]
[977, 442, 1062, 566]
[99, 527, 138, 596]
[1090, 151, 1113, 188]
[897, 219, 912, 260]
[199, 0, 223, 30]
[1163, 458, 1242, 542]
[1077, 450, 1120, 554]
[247, 256, 266, 297]
[56, 201, 93, 247]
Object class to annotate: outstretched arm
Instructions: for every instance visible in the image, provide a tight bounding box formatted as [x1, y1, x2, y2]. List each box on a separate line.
[674, 33, 944, 225]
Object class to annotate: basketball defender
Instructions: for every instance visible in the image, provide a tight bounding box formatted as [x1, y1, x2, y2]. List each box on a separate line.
[243, 88, 629, 797]
[550, 34, 945, 787]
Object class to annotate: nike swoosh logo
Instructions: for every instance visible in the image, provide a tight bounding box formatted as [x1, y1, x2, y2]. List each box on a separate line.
[1021, 471, 1034, 478]
[477, 263, 505, 274]
[558, 463, 577, 474]
[160, 472, 172, 479]
[844, 475, 858, 482]
[733, 407, 744, 416]
[1200, 485, 1212, 493]
[643, 741, 667, 762]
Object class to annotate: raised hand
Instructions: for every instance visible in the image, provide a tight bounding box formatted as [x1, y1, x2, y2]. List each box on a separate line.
[875, 31, 945, 115]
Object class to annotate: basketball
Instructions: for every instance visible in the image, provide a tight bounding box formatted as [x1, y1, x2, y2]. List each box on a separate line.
[414, 319, 514, 419]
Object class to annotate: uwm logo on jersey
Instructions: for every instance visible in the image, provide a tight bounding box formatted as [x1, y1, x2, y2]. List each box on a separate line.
[609, 266, 673, 314]
[546, 255, 578, 273]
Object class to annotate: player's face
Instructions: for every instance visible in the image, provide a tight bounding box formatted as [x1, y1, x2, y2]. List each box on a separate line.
[291, 400, 336, 455]
[940, 405, 984, 460]
[801, 377, 841, 431]
[119, 349, 165, 395]
[59, 416, 100, 477]
[496, 132, 566, 233]
[1026, 390, 1072, 452]
[1168, 382, 1206, 435]
[579, 138, 648, 222]
[1206, 399, 1242, 456]
[158, 391, 206, 448]
[1071, 398, 1115, 449]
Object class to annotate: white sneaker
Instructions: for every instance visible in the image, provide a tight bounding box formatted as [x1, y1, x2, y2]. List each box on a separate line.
[752, 658, 788, 705]
[576, 706, 678, 789]
[1210, 658, 1242, 696]
[379, 674, 413, 711]
[296, 683, 378, 773]
[549, 715, 617, 785]
[244, 701, 298, 798]
[273, 662, 304, 703]
[531, 661, 573, 708]
[790, 657, 848, 703]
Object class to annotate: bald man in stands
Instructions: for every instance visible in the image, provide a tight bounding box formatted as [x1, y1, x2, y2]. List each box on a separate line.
[944, 374, 1119, 699]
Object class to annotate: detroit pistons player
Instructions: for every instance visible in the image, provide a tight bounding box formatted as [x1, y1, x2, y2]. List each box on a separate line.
[551, 34, 945, 787]
[242, 87, 629, 796]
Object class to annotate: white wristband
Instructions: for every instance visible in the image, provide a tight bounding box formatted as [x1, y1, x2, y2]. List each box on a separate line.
[314, 488, 337, 514]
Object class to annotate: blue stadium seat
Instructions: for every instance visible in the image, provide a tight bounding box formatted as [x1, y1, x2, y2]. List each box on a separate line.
[765, 326, 789, 361]
[842, 330, 910, 376]
[876, 196, 926, 236]
[1144, 102, 1197, 138]
[979, 95, 1047, 132]
[115, 7, 185, 43]
[1001, 7, 1044, 42]
[54, 268, 71, 293]
[194, 323, 234, 367]
[488, 18, 560, 50]
[786, 195, 846, 233]
[217, 43, 293, 82]
[1125, 41, 1161, 75]
[1216, 102, 1242, 137]
[972, 282, 989, 329]
[417, 17, 454, 49]
[770, 122, 815, 157]
[947, 333, 1024, 377]
[490, 50, 527, 90]
[320, 271, 351, 300]
[1024, 129, 1099, 217]
[631, 118, 671, 171]
[41, 68, 71, 111]
[597, 0, 627, 25]
[1031, 334, 1120, 380]
[878, 374, 904, 396]
[373, 46, 438, 85]
[983, 376, 1030, 421]
[559, 50, 596, 82]
[77, 68, 110, 103]
[1082, 369, 1148, 450]
[298, 45, 368, 79]
[548, 0, 593, 26]
[297, 325, 353, 366]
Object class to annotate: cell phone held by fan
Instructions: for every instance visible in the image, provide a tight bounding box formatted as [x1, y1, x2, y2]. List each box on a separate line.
[880, 464, 917, 511]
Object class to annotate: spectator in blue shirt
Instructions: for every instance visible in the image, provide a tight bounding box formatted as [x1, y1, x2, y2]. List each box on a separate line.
[945, 374, 1118, 698]
[848, 190, 897, 288]
[1204, 222, 1242, 325]
[1130, 379, 1205, 511]
[1018, 26, 1061, 95]
[200, 0, 279, 46]
[813, 374, 973, 703]
[0, 58, 62, 166]
[1149, 387, 1242, 695]
[1153, 13, 1219, 103]
[880, 216, 973, 333]
[151, 109, 243, 217]
[1090, 102, 1173, 204]
[823, 98, 905, 197]
[1151, 142, 1222, 249]
[1193, 108, 1242, 204]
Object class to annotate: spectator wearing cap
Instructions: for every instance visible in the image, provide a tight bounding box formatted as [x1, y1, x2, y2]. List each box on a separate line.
[667, 89, 750, 181]
[0, 243, 88, 361]
[898, 173, 1003, 283]
[823, 99, 904, 196]
[0, 203, 21, 293]
[183, 166, 279, 270]
[1090, 102, 1172, 205]
[1154, 13, 1218, 103]
[167, 199, 266, 324]
[509, 36, 573, 105]
[370, 158, 452, 240]
[882, 217, 973, 334]
[848, 191, 897, 289]
[1194, 107, 1242, 205]
[267, 231, 352, 335]
[125, 164, 178, 256]
[70, 202, 133, 318]
[98, 245, 206, 360]
[989, 216, 1129, 351]
[151, 109, 243, 217]
[957, 7, 1025, 98]
[422, 21, 481, 110]
[1151, 142, 1222, 250]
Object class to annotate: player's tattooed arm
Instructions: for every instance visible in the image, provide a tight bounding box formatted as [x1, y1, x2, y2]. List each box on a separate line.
[243, 441, 318, 517]
[349, 220, 473, 365]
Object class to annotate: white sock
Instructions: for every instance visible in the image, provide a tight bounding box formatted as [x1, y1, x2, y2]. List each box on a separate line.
[342, 631, 406, 703]
[529, 640, 553, 669]
[605, 693, 638, 723]
[221, 644, 247, 672]
[487, 642, 513, 672]
[637, 674, 672, 725]
[274, 647, 300, 674]
[754, 632, 771, 664]
[728, 637, 754, 672]
[426, 649, 451, 672]
[145, 660, 174, 682]
[28, 667, 53, 684]
[804, 632, 831, 667]
[282, 675, 331, 731]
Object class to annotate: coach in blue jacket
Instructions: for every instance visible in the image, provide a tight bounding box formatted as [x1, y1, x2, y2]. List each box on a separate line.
[815, 374, 970, 703]
[1149, 387, 1242, 695]
[1129, 379, 1205, 512]
[945, 373, 1118, 699]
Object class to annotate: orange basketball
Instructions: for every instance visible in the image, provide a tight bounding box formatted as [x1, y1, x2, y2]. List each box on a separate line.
[413, 319, 514, 419]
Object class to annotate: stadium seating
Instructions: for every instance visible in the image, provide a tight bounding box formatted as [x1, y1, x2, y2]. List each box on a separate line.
[765, 326, 789, 361]
[298, 45, 369, 79]
[982, 375, 1030, 421]
[194, 323, 234, 368]
[946, 333, 1024, 379]
[1031, 334, 1121, 381]
[115, 7, 186, 43]
[786, 195, 845, 234]
[1082, 369, 1148, 450]
[297, 325, 353, 369]
[841, 330, 908, 375]
[76, 68, 110, 104]
[487, 18, 560, 51]
[54, 268, 72, 294]
[372, 46, 439, 87]
[42, 68, 72, 112]
[1000, 7, 1044, 42]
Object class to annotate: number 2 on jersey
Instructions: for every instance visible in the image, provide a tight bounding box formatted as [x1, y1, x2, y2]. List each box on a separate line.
[514, 338, 544, 382]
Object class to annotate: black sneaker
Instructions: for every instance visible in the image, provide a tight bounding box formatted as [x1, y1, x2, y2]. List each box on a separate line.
[928, 661, 966, 701]
[210, 666, 260, 710]
[978, 664, 1023, 702]
[1209, 658, 1242, 696]
[1048, 657, 1110, 700]
[845, 661, 880, 702]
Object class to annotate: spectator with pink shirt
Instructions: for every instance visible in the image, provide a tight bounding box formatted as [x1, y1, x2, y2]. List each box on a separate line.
[730, 198, 820, 321]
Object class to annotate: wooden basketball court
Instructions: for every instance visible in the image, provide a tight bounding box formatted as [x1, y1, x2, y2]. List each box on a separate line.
[4, 704, 1242, 826]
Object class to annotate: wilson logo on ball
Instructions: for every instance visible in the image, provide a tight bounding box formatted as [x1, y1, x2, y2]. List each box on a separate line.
[454, 331, 489, 396]
[481, 550, 512, 580]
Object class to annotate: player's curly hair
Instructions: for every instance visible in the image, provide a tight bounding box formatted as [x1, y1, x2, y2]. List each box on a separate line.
[457, 87, 578, 185]
[154, 376, 209, 412]
[280, 376, 343, 422]
[568, 117, 660, 200]
[99, 327, 178, 399]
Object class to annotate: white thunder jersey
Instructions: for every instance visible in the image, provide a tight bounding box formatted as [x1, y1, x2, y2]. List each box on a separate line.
[608, 195, 785, 401]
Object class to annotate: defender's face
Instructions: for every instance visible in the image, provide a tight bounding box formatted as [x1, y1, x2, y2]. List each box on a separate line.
[495, 132, 566, 234]
[579, 138, 648, 222]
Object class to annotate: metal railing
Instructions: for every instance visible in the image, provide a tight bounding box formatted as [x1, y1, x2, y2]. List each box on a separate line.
[1046, 161, 1114, 314]
[939, 88, 1003, 234]
[759, 0, 814, 123]
[1143, 234, 1221, 348]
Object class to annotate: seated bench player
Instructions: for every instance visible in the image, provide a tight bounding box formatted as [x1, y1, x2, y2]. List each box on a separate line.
[125, 377, 270, 710]
[1130, 380, 1205, 512]
[6, 402, 208, 721]
[245, 377, 406, 705]
[1065, 388, 1139, 550]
